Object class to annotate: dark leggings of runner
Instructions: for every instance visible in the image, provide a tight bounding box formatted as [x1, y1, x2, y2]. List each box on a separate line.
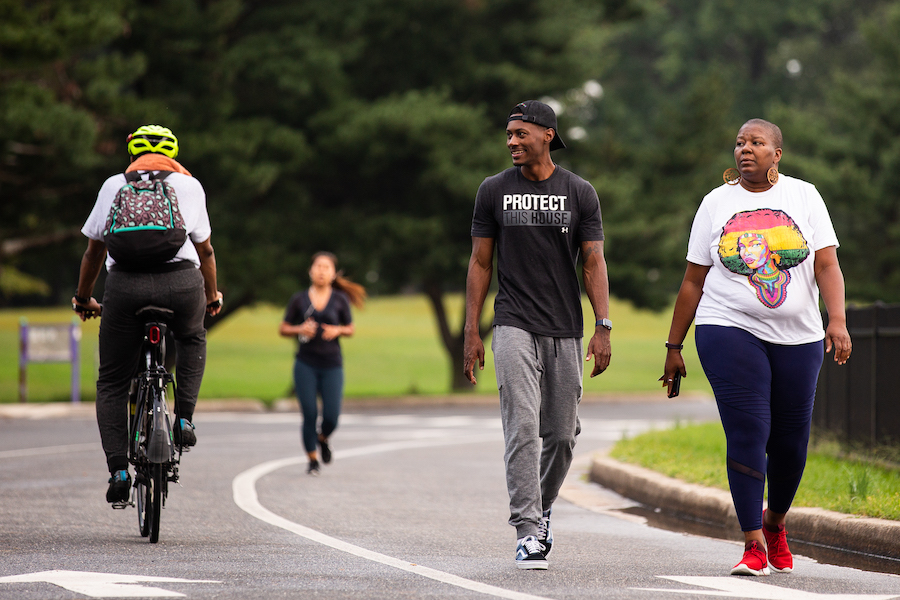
[293, 359, 344, 454]
[695, 325, 824, 532]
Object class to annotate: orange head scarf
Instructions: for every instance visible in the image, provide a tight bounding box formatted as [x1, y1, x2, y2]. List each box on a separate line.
[125, 154, 192, 177]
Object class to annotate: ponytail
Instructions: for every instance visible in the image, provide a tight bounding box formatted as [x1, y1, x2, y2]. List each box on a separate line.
[334, 274, 367, 308]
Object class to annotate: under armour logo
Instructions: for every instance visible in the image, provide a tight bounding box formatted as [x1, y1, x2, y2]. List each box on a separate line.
[561, 227, 569, 233]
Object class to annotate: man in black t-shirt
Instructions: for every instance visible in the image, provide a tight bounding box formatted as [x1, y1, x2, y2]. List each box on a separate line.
[464, 100, 612, 570]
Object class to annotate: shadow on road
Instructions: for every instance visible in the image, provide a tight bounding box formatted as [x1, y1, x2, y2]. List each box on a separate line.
[617, 505, 900, 576]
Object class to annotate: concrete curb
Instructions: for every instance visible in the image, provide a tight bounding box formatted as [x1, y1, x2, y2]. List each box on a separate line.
[589, 454, 900, 560]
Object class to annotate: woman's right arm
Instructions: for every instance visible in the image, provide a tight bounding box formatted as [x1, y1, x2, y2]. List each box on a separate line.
[279, 321, 300, 337]
[661, 262, 711, 391]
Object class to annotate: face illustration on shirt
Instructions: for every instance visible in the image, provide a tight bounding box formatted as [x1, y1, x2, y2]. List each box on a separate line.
[738, 233, 771, 271]
[718, 209, 810, 309]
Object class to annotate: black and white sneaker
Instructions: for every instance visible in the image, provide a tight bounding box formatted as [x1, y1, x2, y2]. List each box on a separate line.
[307, 459, 320, 476]
[515, 535, 548, 570]
[538, 508, 553, 557]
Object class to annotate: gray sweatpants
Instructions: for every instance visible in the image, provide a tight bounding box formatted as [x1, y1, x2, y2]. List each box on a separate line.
[491, 325, 583, 539]
[97, 267, 207, 473]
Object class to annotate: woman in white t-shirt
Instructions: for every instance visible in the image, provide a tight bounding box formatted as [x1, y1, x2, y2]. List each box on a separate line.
[661, 119, 852, 577]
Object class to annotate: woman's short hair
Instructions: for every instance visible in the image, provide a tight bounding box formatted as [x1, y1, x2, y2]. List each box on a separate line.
[742, 119, 783, 149]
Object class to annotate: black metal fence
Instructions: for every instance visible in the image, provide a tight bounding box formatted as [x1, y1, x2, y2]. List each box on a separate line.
[815, 302, 900, 447]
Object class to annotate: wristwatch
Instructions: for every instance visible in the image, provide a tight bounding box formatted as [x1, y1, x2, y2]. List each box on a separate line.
[595, 318, 612, 330]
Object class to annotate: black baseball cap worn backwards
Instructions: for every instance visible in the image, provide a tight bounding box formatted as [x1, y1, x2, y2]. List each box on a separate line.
[507, 100, 567, 151]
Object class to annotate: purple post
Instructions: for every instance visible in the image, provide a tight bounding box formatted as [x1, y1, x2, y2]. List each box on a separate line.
[18, 318, 27, 403]
[70, 319, 81, 404]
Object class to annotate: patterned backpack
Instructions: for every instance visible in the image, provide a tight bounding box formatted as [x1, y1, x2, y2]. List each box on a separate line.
[103, 171, 187, 270]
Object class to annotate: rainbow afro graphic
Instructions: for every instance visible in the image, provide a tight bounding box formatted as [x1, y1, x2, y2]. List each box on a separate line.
[718, 209, 809, 275]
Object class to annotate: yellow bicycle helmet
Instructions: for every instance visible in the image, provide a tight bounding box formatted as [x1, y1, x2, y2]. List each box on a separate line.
[126, 125, 179, 158]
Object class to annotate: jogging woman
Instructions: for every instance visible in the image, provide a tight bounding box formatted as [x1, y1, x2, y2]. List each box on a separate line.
[279, 252, 366, 475]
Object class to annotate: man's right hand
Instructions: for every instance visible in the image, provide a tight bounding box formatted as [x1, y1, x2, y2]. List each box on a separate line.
[463, 331, 485, 385]
[206, 291, 224, 316]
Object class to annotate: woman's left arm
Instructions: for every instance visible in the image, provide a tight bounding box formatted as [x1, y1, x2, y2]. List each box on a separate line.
[814, 246, 852, 364]
[321, 299, 355, 341]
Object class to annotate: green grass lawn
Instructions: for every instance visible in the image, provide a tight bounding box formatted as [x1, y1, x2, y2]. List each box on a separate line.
[610, 422, 900, 520]
[0, 294, 711, 402]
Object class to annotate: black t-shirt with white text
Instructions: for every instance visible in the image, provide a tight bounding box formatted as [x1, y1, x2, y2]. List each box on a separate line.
[283, 289, 352, 369]
[471, 165, 604, 338]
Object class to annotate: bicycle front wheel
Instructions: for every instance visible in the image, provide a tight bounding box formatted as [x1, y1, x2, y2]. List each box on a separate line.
[136, 470, 152, 537]
[149, 463, 164, 543]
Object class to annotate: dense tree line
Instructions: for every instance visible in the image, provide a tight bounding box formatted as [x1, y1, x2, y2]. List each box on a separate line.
[2, 0, 898, 389]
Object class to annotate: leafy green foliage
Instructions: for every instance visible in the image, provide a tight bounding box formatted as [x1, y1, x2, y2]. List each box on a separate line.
[775, 2, 900, 302]
[4, 0, 900, 388]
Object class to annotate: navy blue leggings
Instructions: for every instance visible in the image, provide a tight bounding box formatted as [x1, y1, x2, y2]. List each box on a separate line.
[293, 359, 344, 454]
[696, 325, 823, 532]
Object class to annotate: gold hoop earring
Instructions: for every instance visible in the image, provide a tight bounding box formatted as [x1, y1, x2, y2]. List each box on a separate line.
[723, 168, 741, 185]
[767, 167, 779, 185]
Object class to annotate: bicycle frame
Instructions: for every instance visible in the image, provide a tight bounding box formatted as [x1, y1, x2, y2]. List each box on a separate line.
[125, 307, 181, 542]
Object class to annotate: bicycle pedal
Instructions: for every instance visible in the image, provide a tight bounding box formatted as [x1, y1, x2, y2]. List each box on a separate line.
[111, 501, 131, 510]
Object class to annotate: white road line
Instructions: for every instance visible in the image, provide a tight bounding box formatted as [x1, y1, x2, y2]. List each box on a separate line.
[0, 443, 98, 460]
[232, 435, 557, 600]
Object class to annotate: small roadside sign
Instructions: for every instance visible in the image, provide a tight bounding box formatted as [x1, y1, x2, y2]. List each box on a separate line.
[18, 318, 81, 403]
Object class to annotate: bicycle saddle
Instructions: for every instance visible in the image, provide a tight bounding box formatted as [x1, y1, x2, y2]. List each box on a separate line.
[135, 305, 175, 323]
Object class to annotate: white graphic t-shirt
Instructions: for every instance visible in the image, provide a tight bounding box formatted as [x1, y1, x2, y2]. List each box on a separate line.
[687, 175, 838, 344]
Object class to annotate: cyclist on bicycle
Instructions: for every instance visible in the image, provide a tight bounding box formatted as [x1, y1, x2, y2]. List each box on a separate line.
[72, 125, 223, 504]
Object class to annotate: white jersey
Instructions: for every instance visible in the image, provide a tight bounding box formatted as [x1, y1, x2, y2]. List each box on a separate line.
[81, 171, 212, 271]
[686, 174, 838, 345]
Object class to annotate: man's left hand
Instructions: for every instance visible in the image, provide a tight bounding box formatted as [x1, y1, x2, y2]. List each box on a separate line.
[585, 329, 611, 377]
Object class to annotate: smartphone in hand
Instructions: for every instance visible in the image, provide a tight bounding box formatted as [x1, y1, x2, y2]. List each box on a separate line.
[668, 371, 682, 398]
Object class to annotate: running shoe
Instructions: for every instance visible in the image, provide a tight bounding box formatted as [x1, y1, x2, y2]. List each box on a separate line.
[763, 516, 793, 573]
[106, 470, 131, 503]
[515, 535, 548, 570]
[537, 508, 553, 557]
[731, 540, 770, 576]
[307, 459, 320, 476]
[318, 437, 332, 464]
[174, 418, 196, 449]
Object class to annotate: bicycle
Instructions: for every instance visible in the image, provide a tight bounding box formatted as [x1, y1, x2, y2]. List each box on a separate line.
[75, 294, 221, 542]
[119, 305, 182, 544]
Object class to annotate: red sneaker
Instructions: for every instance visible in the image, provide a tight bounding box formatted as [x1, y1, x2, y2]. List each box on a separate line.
[731, 541, 770, 576]
[763, 521, 793, 573]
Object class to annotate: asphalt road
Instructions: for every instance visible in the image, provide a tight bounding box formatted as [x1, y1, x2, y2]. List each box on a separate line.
[1, 400, 898, 599]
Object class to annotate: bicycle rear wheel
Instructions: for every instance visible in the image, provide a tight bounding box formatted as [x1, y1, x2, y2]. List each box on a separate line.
[149, 463, 165, 543]
[136, 470, 152, 537]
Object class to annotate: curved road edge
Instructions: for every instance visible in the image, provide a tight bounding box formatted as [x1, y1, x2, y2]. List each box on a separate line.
[588, 454, 900, 561]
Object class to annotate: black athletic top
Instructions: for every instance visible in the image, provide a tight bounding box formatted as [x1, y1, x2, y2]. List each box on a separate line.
[471, 166, 604, 338]
[283, 289, 353, 368]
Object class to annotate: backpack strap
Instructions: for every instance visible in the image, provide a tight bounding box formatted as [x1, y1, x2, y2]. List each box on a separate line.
[124, 170, 174, 182]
